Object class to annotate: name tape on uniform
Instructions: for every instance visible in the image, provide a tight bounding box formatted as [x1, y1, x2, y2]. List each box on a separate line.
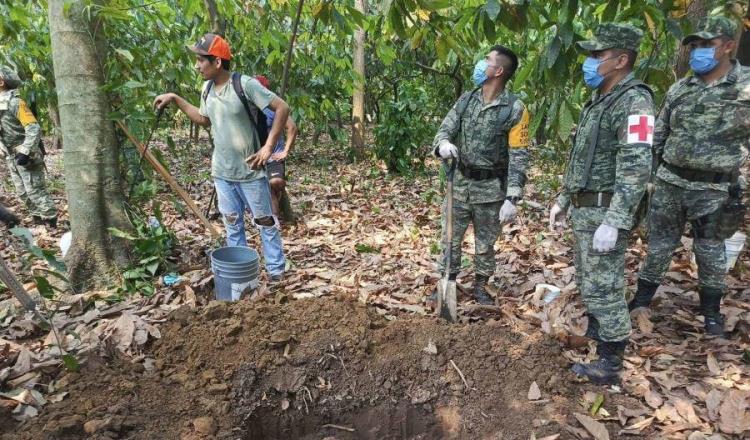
[626, 114, 654, 145]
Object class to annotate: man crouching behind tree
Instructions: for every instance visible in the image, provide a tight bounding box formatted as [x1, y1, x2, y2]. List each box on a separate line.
[154, 33, 289, 282]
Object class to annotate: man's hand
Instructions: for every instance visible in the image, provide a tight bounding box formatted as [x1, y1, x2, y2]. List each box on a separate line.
[270, 151, 288, 162]
[246, 145, 273, 169]
[498, 199, 517, 223]
[438, 139, 458, 159]
[153, 93, 175, 110]
[14, 153, 30, 167]
[548, 203, 567, 232]
[592, 224, 618, 253]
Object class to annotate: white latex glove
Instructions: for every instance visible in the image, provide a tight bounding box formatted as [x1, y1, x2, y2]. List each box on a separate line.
[438, 139, 458, 159]
[498, 199, 517, 223]
[548, 203, 567, 232]
[592, 224, 618, 253]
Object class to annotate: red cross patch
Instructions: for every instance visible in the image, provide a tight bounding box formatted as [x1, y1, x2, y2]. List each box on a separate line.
[626, 114, 654, 145]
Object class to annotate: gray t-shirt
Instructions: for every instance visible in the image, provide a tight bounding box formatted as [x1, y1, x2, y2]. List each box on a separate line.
[199, 74, 276, 182]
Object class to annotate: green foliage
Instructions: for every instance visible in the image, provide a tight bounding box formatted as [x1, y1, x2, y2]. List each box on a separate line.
[109, 205, 177, 296]
[373, 84, 434, 174]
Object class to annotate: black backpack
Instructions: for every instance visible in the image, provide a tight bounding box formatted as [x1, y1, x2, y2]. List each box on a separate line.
[202, 72, 270, 150]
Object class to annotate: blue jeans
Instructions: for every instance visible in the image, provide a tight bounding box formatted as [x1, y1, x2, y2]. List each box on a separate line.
[214, 177, 285, 276]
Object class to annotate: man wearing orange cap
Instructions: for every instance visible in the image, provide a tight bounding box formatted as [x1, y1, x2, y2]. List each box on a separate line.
[154, 33, 290, 281]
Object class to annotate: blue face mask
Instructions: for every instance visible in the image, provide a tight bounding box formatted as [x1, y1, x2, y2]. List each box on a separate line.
[582, 57, 605, 88]
[472, 59, 489, 86]
[689, 47, 719, 75]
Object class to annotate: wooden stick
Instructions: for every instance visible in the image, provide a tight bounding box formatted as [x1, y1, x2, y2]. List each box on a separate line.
[116, 121, 220, 239]
[449, 359, 469, 389]
[322, 424, 355, 432]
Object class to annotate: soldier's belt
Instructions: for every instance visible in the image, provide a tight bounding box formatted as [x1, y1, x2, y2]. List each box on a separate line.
[457, 162, 505, 181]
[663, 162, 734, 184]
[571, 191, 613, 208]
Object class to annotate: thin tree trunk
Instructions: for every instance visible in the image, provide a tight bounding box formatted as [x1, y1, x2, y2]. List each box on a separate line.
[46, 100, 63, 150]
[280, 0, 305, 98]
[674, 0, 707, 78]
[351, 0, 367, 157]
[49, 0, 132, 292]
[737, 0, 750, 66]
[203, 0, 225, 35]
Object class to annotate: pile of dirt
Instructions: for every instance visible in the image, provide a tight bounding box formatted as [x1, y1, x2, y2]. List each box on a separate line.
[6, 297, 644, 439]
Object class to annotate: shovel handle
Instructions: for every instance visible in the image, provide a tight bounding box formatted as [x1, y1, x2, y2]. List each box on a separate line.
[444, 158, 457, 181]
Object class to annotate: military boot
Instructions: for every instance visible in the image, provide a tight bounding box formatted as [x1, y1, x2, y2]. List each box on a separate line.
[699, 287, 726, 337]
[473, 274, 494, 305]
[571, 339, 627, 385]
[628, 278, 659, 311]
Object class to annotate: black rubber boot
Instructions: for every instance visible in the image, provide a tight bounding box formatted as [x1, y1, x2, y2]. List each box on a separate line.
[427, 273, 458, 303]
[571, 339, 627, 385]
[699, 287, 726, 337]
[473, 274, 494, 305]
[584, 314, 602, 342]
[628, 278, 659, 311]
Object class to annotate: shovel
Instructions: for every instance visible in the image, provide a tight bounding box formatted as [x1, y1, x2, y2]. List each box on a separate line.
[437, 159, 458, 323]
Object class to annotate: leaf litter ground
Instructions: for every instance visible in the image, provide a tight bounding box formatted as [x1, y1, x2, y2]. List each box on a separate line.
[0, 132, 748, 439]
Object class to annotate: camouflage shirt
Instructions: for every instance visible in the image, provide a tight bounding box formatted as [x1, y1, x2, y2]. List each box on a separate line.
[433, 88, 530, 204]
[0, 89, 41, 158]
[654, 61, 750, 191]
[558, 73, 654, 230]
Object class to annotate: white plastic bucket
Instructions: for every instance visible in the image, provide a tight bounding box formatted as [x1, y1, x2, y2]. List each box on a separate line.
[725, 231, 747, 272]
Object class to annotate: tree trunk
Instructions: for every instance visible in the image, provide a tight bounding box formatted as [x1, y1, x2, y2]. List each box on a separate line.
[46, 100, 63, 150]
[203, 0, 225, 35]
[48, 0, 132, 292]
[674, 0, 707, 78]
[280, 0, 305, 98]
[351, 0, 367, 157]
[737, 0, 750, 66]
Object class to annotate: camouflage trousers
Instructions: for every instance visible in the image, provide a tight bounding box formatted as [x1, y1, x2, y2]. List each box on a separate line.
[5, 156, 56, 219]
[640, 178, 727, 291]
[571, 207, 632, 342]
[437, 198, 502, 278]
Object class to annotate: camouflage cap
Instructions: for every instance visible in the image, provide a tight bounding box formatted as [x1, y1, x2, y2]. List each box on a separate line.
[0, 66, 21, 89]
[577, 23, 644, 52]
[682, 16, 737, 45]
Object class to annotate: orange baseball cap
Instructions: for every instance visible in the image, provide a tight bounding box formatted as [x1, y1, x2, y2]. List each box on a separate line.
[188, 33, 232, 60]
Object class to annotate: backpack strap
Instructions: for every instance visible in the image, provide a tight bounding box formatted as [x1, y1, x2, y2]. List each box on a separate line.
[579, 79, 654, 188]
[231, 72, 259, 132]
[202, 79, 214, 104]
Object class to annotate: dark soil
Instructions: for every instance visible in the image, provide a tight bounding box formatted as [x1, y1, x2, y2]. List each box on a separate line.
[5, 297, 646, 440]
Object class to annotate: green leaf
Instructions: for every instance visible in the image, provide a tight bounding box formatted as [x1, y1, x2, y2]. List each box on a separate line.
[115, 48, 134, 63]
[546, 36, 561, 69]
[484, 0, 501, 21]
[34, 276, 54, 299]
[109, 227, 136, 240]
[589, 393, 605, 416]
[355, 243, 380, 254]
[62, 354, 79, 372]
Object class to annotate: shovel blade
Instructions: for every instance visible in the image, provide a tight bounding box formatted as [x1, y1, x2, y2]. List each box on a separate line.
[436, 279, 458, 323]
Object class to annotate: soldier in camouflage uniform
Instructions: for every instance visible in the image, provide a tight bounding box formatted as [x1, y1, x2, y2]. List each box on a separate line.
[432, 45, 531, 305]
[630, 17, 749, 337]
[549, 24, 654, 384]
[0, 67, 57, 227]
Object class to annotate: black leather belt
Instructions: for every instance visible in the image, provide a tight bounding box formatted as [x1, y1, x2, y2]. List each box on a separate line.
[663, 162, 733, 184]
[457, 162, 505, 181]
[571, 191, 613, 208]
